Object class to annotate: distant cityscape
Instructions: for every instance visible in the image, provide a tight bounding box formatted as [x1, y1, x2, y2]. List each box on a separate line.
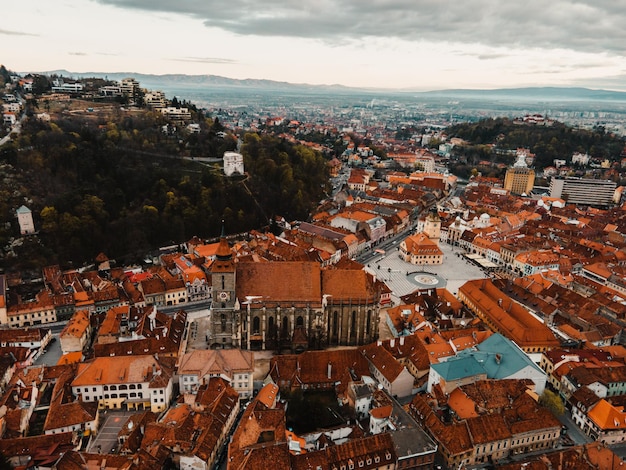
[1, 70, 626, 470]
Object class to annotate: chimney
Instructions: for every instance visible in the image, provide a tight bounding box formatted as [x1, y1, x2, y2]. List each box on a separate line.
[327, 361, 332, 379]
[495, 353, 502, 364]
[389, 339, 395, 348]
[400, 336, 405, 346]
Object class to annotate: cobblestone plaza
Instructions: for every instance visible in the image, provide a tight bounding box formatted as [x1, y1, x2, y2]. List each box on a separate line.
[364, 240, 487, 305]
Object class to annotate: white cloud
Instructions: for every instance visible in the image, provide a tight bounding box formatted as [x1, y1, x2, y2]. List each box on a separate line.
[2, 0, 626, 90]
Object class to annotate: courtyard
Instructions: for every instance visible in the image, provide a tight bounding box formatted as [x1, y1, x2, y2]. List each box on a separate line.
[285, 390, 350, 434]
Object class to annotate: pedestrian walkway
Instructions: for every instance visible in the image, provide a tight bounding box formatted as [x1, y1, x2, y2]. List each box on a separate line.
[364, 240, 486, 300]
[88, 410, 134, 454]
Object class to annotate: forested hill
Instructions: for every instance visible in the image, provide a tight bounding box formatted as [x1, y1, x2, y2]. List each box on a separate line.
[446, 117, 625, 170]
[0, 107, 329, 270]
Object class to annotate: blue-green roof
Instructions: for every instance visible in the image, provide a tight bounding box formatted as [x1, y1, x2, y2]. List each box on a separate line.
[431, 355, 485, 381]
[456, 333, 543, 379]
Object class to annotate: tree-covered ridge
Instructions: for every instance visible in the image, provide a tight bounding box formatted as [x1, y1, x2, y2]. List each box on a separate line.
[447, 117, 625, 170]
[1, 109, 329, 270]
[242, 133, 330, 221]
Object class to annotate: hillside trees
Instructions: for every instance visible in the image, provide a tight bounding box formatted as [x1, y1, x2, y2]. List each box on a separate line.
[241, 132, 330, 221]
[447, 117, 624, 170]
[1, 111, 329, 270]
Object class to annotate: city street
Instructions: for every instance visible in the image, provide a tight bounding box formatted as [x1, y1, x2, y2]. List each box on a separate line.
[34, 334, 62, 366]
[558, 410, 593, 446]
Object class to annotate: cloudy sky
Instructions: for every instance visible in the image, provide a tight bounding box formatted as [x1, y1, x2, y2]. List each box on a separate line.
[3, 0, 626, 90]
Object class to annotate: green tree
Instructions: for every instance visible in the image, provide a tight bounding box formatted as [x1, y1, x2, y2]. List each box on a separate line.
[32, 74, 51, 95]
[212, 117, 224, 133]
[40, 206, 60, 233]
[0, 65, 11, 87]
[539, 389, 565, 416]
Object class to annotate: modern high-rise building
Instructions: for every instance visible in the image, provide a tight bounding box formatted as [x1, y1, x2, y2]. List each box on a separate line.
[549, 176, 617, 207]
[504, 151, 535, 195]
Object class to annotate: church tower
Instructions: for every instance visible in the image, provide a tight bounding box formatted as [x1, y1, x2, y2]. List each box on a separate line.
[423, 208, 441, 242]
[209, 234, 238, 348]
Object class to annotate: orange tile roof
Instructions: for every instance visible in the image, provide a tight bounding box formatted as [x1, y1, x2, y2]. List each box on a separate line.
[72, 355, 170, 387]
[402, 233, 443, 256]
[257, 383, 279, 409]
[459, 279, 559, 350]
[448, 387, 479, 419]
[370, 405, 393, 419]
[57, 351, 83, 365]
[361, 343, 405, 382]
[588, 399, 626, 431]
[466, 414, 512, 444]
[178, 349, 254, 377]
[236, 261, 321, 304]
[269, 349, 370, 395]
[584, 262, 613, 280]
[321, 268, 377, 302]
[60, 309, 90, 339]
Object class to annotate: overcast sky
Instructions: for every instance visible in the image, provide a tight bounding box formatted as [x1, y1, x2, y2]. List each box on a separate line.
[3, 0, 626, 91]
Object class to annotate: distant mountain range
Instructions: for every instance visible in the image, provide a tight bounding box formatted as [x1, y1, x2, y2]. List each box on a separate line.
[417, 87, 626, 102]
[41, 70, 626, 102]
[43, 70, 352, 92]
